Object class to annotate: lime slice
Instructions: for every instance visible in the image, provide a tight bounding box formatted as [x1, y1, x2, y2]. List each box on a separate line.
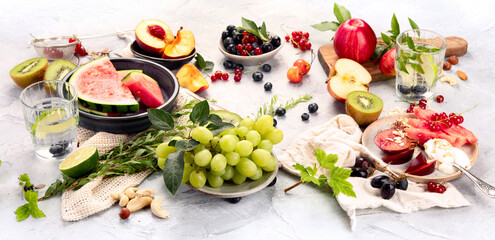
[419, 55, 438, 87]
[32, 108, 77, 139]
[59, 146, 99, 178]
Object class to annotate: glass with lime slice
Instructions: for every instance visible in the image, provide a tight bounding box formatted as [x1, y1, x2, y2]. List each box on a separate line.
[20, 80, 79, 160]
[395, 29, 446, 101]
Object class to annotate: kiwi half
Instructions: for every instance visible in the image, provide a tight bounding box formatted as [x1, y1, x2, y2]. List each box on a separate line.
[211, 110, 242, 126]
[44, 59, 77, 80]
[9, 57, 48, 88]
[345, 91, 383, 126]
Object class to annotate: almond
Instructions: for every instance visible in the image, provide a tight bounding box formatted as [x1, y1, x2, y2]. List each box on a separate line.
[457, 70, 468, 80]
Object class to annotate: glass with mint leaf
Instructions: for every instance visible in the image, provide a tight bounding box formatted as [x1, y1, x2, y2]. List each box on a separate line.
[395, 29, 446, 101]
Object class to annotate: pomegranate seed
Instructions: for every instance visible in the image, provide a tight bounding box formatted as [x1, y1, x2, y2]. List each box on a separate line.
[222, 73, 229, 81]
[436, 95, 444, 103]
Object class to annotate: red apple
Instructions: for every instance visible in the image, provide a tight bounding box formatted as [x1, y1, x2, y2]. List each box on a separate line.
[333, 18, 377, 63]
[327, 58, 371, 102]
[379, 47, 396, 76]
[135, 19, 174, 55]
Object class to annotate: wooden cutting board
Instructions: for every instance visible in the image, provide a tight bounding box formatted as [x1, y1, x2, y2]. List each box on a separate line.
[318, 36, 468, 83]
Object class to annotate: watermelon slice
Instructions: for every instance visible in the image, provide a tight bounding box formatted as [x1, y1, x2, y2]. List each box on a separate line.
[413, 106, 436, 121]
[121, 72, 164, 108]
[78, 104, 120, 117]
[69, 57, 139, 114]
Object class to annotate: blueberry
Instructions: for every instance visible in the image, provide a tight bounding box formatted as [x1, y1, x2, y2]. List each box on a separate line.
[226, 25, 236, 33]
[23, 185, 34, 192]
[252, 71, 263, 82]
[262, 64, 271, 72]
[235, 64, 244, 71]
[223, 60, 234, 69]
[275, 107, 286, 116]
[226, 44, 236, 54]
[222, 30, 232, 40]
[49, 140, 69, 157]
[273, 118, 277, 127]
[226, 197, 242, 204]
[233, 33, 243, 44]
[396, 178, 408, 190]
[412, 85, 428, 94]
[308, 103, 318, 113]
[371, 175, 390, 189]
[398, 84, 412, 94]
[261, 42, 274, 53]
[301, 113, 310, 121]
[350, 167, 368, 178]
[381, 182, 396, 199]
[223, 37, 234, 48]
[264, 82, 273, 91]
[270, 36, 281, 48]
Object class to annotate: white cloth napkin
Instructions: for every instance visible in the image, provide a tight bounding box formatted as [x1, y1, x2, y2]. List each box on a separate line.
[278, 114, 470, 230]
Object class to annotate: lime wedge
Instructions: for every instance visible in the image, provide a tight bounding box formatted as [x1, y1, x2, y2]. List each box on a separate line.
[32, 108, 77, 139]
[419, 55, 438, 87]
[59, 146, 99, 178]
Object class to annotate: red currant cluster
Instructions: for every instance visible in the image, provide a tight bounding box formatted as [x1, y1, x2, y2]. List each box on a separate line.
[43, 48, 64, 58]
[284, 31, 312, 51]
[235, 32, 266, 56]
[427, 112, 464, 131]
[427, 181, 446, 193]
[69, 37, 87, 56]
[210, 70, 230, 82]
[406, 95, 445, 113]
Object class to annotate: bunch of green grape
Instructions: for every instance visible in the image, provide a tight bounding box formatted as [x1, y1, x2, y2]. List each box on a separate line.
[156, 115, 283, 188]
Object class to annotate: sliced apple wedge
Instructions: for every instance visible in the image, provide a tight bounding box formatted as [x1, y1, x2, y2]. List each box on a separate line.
[135, 19, 174, 55]
[162, 28, 195, 59]
[327, 58, 371, 102]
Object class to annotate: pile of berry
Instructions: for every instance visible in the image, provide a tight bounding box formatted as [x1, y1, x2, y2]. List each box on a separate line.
[211, 62, 272, 84]
[222, 25, 281, 56]
[285, 30, 312, 51]
[69, 37, 87, 56]
[43, 48, 64, 59]
[274, 103, 318, 122]
[427, 112, 464, 132]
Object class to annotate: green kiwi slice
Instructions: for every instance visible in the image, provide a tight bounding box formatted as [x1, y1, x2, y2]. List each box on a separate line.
[9, 57, 48, 88]
[211, 110, 242, 126]
[345, 91, 383, 126]
[44, 59, 77, 81]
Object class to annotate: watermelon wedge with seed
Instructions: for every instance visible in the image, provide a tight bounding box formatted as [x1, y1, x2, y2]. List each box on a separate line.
[122, 72, 164, 108]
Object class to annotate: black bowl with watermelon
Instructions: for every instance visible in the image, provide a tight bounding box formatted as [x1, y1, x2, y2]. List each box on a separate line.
[130, 41, 196, 70]
[63, 57, 179, 133]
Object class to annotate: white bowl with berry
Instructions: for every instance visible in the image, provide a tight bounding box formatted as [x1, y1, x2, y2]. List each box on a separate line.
[218, 20, 283, 66]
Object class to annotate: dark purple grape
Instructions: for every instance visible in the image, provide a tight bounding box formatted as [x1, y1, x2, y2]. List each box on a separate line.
[371, 175, 390, 189]
[396, 178, 408, 190]
[350, 167, 368, 178]
[273, 118, 277, 127]
[354, 157, 371, 169]
[380, 182, 395, 199]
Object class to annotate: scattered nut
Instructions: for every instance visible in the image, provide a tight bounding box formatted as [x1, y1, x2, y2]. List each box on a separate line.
[440, 76, 458, 86]
[119, 208, 131, 219]
[119, 194, 130, 207]
[443, 62, 452, 71]
[110, 192, 121, 200]
[151, 197, 169, 219]
[448, 56, 459, 65]
[136, 189, 155, 198]
[126, 197, 152, 212]
[125, 187, 138, 199]
[457, 70, 468, 80]
[35, 184, 46, 189]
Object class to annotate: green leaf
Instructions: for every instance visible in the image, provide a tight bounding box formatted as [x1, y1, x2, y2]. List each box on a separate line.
[408, 18, 419, 29]
[314, 148, 326, 164]
[406, 36, 416, 50]
[204, 61, 214, 71]
[194, 53, 206, 70]
[15, 204, 30, 221]
[318, 153, 338, 169]
[326, 167, 355, 197]
[334, 3, 352, 24]
[410, 63, 425, 74]
[19, 173, 32, 188]
[391, 13, 400, 36]
[207, 122, 234, 136]
[148, 109, 174, 131]
[373, 45, 387, 59]
[208, 114, 223, 125]
[16, 191, 46, 221]
[311, 21, 340, 32]
[0, 160, 2, 167]
[260, 22, 269, 40]
[381, 33, 391, 45]
[175, 139, 199, 152]
[163, 150, 184, 195]
[293, 163, 320, 186]
[189, 100, 210, 125]
[241, 17, 259, 33]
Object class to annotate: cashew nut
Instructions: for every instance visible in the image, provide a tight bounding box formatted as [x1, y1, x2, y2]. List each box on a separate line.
[440, 76, 458, 86]
[110, 192, 121, 200]
[136, 188, 155, 198]
[124, 187, 138, 199]
[151, 197, 169, 219]
[119, 194, 129, 207]
[126, 197, 152, 212]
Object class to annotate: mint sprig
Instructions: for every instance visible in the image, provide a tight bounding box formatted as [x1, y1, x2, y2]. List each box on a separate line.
[15, 174, 46, 221]
[285, 148, 356, 198]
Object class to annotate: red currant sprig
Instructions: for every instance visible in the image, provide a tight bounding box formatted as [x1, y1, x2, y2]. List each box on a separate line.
[427, 181, 446, 193]
[69, 36, 87, 56]
[285, 30, 312, 52]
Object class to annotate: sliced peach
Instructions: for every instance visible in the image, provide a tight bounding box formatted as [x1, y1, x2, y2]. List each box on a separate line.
[176, 64, 209, 92]
[162, 28, 195, 59]
[135, 19, 174, 55]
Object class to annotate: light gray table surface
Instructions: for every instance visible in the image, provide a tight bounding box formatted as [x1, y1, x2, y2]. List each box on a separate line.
[1, 0, 494, 239]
